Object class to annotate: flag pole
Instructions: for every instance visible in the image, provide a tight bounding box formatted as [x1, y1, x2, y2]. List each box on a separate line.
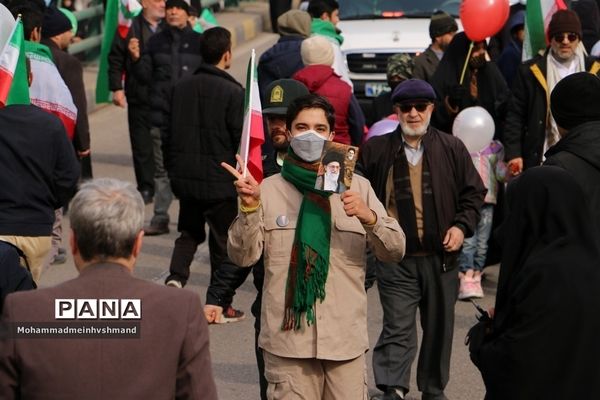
[242, 48, 256, 179]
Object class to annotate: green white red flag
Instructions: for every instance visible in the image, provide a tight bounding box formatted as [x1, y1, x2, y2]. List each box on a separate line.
[96, 0, 141, 103]
[25, 41, 77, 139]
[523, 0, 567, 60]
[239, 49, 265, 183]
[0, 12, 30, 107]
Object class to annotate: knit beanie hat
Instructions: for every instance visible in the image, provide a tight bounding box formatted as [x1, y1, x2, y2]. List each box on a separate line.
[547, 9, 582, 40]
[551, 72, 600, 129]
[429, 11, 458, 39]
[278, 9, 311, 38]
[42, 5, 72, 38]
[301, 35, 334, 66]
[166, 0, 190, 14]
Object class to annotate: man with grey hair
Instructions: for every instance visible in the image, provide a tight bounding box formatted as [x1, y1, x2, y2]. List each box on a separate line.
[0, 178, 218, 400]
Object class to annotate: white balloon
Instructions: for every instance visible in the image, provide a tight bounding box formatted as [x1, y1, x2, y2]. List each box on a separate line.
[452, 106, 495, 153]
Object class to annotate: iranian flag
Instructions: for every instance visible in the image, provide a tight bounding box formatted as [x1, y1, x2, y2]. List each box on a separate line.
[96, 0, 142, 103]
[523, 0, 567, 60]
[239, 49, 265, 184]
[0, 13, 30, 107]
[26, 41, 77, 139]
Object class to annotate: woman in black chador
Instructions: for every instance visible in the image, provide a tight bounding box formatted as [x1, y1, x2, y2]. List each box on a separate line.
[469, 166, 600, 400]
[430, 32, 509, 140]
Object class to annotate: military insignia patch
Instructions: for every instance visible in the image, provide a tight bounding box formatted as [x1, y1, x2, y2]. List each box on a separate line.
[270, 85, 284, 103]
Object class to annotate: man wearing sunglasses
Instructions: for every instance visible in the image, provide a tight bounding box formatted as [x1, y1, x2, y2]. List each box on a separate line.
[504, 9, 600, 176]
[358, 79, 486, 400]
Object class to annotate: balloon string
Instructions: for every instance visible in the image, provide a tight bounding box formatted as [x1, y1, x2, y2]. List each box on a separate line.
[459, 41, 475, 86]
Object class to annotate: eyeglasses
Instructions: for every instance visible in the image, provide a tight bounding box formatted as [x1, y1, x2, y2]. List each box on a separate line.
[398, 102, 431, 113]
[552, 33, 579, 43]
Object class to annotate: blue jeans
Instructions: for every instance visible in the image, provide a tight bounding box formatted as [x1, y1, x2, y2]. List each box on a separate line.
[458, 204, 494, 272]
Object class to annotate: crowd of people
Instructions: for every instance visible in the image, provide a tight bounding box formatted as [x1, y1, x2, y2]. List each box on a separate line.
[1, 0, 600, 399]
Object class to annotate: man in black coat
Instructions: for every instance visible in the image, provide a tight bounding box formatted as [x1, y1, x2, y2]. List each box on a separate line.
[544, 72, 600, 230]
[41, 6, 92, 266]
[41, 6, 91, 178]
[0, 99, 80, 283]
[504, 10, 600, 176]
[164, 27, 245, 320]
[108, 0, 165, 204]
[132, 0, 203, 235]
[358, 79, 485, 400]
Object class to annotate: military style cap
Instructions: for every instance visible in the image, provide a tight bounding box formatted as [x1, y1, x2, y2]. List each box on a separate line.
[387, 53, 414, 80]
[263, 79, 310, 115]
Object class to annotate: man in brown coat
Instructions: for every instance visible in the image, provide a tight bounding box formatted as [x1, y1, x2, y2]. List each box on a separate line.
[0, 178, 217, 400]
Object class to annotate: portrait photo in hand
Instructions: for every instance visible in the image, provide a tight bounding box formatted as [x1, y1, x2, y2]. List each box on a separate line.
[315, 142, 359, 193]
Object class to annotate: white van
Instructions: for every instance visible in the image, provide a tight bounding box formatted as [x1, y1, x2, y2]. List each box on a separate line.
[337, 0, 462, 115]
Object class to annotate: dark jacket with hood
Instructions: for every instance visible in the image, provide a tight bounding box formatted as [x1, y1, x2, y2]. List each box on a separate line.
[357, 125, 486, 254]
[431, 32, 510, 138]
[497, 10, 525, 88]
[108, 15, 164, 106]
[133, 25, 203, 132]
[503, 55, 600, 168]
[166, 63, 244, 201]
[257, 10, 310, 101]
[544, 121, 600, 229]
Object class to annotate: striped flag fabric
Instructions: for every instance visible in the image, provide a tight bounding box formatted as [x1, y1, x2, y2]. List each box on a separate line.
[96, 0, 141, 103]
[25, 41, 77, 139]
[239, 49, 265, 184]
[523, 0, 567, 60]
[117, 0, 143, 38]
[0, 13, 30, 107]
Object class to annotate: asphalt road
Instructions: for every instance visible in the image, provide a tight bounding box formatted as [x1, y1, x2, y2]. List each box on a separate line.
[39, 32, 498, 400]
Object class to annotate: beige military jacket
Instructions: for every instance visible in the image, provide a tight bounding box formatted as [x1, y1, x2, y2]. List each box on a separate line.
[228, 174, 405, 361]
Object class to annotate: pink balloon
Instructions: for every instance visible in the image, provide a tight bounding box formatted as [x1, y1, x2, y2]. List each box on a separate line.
[460, 0, 510, 42]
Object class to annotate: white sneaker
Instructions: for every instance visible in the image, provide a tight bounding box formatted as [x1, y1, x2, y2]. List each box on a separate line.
[165, 279, 182, 289]
[458, 275, 484, 300]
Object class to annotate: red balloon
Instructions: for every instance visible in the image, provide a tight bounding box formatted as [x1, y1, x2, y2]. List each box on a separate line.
[460, 0, 510, 42]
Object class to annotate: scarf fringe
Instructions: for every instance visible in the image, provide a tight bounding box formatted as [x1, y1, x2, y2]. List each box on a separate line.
[282, 245, 329, 331]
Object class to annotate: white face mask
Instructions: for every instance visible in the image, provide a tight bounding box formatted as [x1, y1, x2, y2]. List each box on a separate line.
[289, 130, 327, 162]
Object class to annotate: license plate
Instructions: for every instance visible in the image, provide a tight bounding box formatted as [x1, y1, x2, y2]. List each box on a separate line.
[365, 82, 390, 97]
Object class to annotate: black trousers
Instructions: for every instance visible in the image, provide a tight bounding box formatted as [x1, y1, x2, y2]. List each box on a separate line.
[372, 254, 459, 397]
[127, 104, 155, 194]
[167, 198, 238, 289]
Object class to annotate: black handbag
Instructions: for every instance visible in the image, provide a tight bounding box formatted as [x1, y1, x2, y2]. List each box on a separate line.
[0, 240, 37, 312]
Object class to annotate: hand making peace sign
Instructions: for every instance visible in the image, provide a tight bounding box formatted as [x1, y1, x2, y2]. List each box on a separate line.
[221, 155, 261, 208]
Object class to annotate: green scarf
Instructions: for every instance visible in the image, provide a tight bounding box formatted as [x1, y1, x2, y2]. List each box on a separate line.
[310, 18, 344, 45]
[280, 150, 333, 330]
